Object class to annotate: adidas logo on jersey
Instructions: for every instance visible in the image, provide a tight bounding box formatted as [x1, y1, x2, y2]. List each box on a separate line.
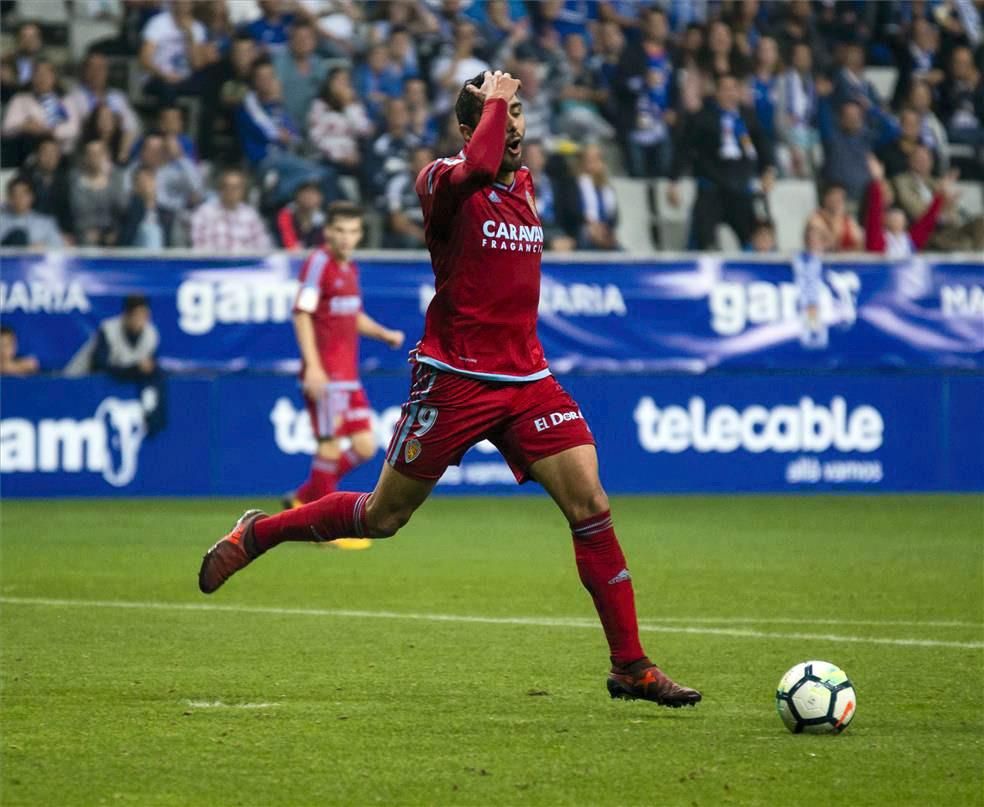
[488, 190, 501, 203]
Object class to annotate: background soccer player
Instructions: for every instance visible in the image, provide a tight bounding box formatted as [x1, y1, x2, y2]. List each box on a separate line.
[287, 201, 405, 549]
[200, 71, 701, 708]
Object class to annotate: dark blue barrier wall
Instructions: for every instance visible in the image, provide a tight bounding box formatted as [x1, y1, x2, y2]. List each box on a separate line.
[1, 253, 981, 373]
[2, 372, 981, 497]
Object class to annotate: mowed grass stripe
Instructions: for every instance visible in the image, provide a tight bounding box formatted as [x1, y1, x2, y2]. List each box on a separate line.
[3, 596, 981, 650]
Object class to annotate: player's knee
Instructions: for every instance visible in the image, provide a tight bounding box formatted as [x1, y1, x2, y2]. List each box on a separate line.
[364, 504, 413, 539]
[568, 489, 610, 525]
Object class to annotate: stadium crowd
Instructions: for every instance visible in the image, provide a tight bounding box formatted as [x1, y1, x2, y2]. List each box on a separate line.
[0, 0, 982, 253]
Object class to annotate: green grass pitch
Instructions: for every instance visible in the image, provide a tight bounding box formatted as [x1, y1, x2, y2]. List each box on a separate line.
[1, 494, 982, 806]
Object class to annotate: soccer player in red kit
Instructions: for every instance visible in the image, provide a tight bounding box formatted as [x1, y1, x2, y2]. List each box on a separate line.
[286, 202, 405, 550]
[199, 71, 701, 707]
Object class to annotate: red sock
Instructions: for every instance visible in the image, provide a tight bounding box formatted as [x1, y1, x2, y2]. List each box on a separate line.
[571, 510, 646, 667]
[253, 492, 369, 552]
[335, 447, 368, 479]
[295, 457, 339, 504]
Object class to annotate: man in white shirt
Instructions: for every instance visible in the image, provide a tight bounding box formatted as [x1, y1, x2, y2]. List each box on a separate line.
[140, 0, 210, 102]
[191, 167, 272, 252]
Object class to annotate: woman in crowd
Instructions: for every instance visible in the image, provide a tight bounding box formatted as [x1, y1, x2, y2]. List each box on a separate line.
[307, 67, 374, 182]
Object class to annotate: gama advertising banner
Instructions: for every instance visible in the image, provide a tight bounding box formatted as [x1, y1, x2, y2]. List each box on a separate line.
[0, 253, 981, 373]
[2, 372, 981, 497]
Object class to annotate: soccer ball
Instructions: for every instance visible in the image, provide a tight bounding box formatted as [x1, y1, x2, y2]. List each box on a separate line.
[775, 660, 856, 734]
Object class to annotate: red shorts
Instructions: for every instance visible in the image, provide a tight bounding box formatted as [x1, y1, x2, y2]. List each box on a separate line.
[385, 363, 595, 483]
[306, 382, 372, 441]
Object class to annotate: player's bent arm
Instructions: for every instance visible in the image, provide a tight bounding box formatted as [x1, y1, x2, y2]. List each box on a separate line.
[356, 312, 405, 349]
[419, 99, 508, 203]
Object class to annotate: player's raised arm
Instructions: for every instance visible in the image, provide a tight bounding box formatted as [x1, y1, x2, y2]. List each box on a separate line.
[419, 70, 522, 202]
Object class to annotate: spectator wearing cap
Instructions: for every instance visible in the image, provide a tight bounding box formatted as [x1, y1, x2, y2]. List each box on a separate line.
[70, 139, 126, 246]
[382, 145, 433, 249]
[668, 74, 776, 249]
[308, 68, 374, 179]
[370, 98, 422, 200]
[893, 147, 984, 251]
[236, 59, 337, 206]
[191, 167, 272, 252]
[119, 167, 176, 249]
[775, 41, 819, 178]
[2, 60, 80, 163]
[65, 51, 142, 164]
[0, 21, 43, 103]
[576, 144, 620, 251]
[0, 176, 64, 248]
[17, 136, 72, 235]
[273, 20, 327, 131]
[0, 326, 40, 377]
[276, 181, 326, 250]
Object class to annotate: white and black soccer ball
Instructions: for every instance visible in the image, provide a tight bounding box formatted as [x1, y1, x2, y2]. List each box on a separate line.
[776, 660, 856, 734]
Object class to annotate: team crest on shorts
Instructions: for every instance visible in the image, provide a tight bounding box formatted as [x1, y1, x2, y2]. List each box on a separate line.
[404, 438, 422, 463]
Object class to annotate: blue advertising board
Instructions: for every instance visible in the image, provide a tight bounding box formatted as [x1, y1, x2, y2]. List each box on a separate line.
[2, 372, 980, 497]
[0, 252, 981, 373]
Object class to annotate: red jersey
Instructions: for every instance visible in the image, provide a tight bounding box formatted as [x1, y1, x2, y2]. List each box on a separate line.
[415, 98, 549, 382]
[294, 248, 362, 381]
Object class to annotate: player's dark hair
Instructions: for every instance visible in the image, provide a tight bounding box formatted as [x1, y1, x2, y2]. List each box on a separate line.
[122, 294, 150, 313]
[1, 324, 15, 337]
[326, 200, 363, 224]
[454, 72, 487, 130]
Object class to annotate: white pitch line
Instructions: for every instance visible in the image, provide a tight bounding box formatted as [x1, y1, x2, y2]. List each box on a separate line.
[1, 596, 982, 650]
[641, 616, 984, 628]
[184, 700, 279, 710]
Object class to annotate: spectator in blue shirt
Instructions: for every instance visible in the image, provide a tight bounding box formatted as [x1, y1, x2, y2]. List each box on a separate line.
[750, 36, 780, 145]
[243, 0, 296, 55]
[235, 59, 337, 206]
[355, 44, 404, 123]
